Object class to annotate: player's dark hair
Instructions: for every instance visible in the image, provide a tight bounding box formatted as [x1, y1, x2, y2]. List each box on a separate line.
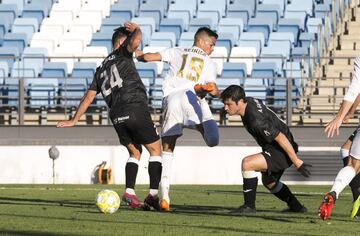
[221, 85, 246, 103]
[194, 27, 218, 41]
[112, 26, 131, 47]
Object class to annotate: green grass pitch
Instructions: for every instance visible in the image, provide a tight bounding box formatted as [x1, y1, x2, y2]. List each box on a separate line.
[0, 185, 358, 235]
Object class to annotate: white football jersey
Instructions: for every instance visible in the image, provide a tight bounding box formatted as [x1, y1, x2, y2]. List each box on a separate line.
[344, 56, 360, 103]
[160, 46, 217, 97]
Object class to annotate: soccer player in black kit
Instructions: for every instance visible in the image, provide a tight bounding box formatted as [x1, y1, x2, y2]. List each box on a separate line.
[57, 22, 162, 211]
[221, 85, 312, 214]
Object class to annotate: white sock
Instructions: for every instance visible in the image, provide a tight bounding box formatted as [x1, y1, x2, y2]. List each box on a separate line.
[331, 166, 356, 198]
[149, 189, 158, 196]
[160, 151, 173, 203]
[340, 148, 349, 159]
[126, 188, 136, 195]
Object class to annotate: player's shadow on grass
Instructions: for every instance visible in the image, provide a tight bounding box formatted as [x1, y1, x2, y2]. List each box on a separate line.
[0, 229, 69, 236]
[0, 196, 93, 209]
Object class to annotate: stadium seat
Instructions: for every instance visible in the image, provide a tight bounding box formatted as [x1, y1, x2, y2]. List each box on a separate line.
[58, 77, 88, 106]
[149, 32, 177, 48]
[11, 18, 39, 42]
[0, 46, 19, 70]
[25, 78, 58, 106]
[80, 46, 108, 66]
[135, 62, 158, 93]
[2, 0, 24, 12]
[229, 46, 257, 75]
[22, 2, 50, 23]
[306, 17, 323, 34]
[22, 47, 48, 77]
[3, 78, 19, 106]
[75, 11, 103, 33]
[221, 62, 247, 80]
[91, 31, 113, 54]
[277, 18, 302, 43]
[71, 62, 97, 78]
[0, 61, 9, 78]
[260, 45, 289, 76]
[0, 17, 12, 45]
[218, 18, 243, 42]
[189, 18, 216, 32]
[256, 4, 281, 30]
[238, 32, 264, 56]
[167, 2, 196, 30]
[179, 31, 195, 47]
[210, 46, 228, 75]
[30, 33, 57, 55]
[2, 33, 28, 53]
[81, 0, 111, 18]
[291, 46, 309, 62]
[159, 18, 185, 44]
[226, 1, 254, 26]
[199, 0, 226, 17]
[139, 4, 165, 31]
[41, 62, 68, 78]
[268, 32, 295, 49]
[131, 17, 157, 46]
[247, 18, 272, 43]
[0, 4, 19, 24]
[216, 33, 235, 56]
[110, 1, 138, 20]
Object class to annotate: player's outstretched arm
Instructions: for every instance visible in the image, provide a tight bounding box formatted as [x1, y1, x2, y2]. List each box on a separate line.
[57, 90, 97, 128]
[324, 100, 353, 138]
[137, 52, 162, 62]
[275, 132, 312, 177]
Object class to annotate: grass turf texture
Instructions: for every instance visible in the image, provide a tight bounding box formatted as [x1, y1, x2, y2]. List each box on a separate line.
[0, 185, 358, 235]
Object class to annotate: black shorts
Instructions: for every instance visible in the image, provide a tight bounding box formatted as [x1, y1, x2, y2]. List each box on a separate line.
[349, 130, 357, 142]
[112, 107, 159, 151]
[261, 146, 293, 174]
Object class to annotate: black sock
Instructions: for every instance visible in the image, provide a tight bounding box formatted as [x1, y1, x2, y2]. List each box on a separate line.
[243, 177, 258, 209]
[273, 183, 303, 210]
[148, 161, 162, 190]
[343, 156, 360, 201]
[125, 162, 138, 189]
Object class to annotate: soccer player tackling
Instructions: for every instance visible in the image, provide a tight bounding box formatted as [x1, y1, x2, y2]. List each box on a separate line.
[221, 85, 311, 214]
[137, 27, 220, 211]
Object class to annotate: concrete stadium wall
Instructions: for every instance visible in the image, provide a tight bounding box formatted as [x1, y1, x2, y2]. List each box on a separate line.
[0, 145, 341, 185]
[0, 126, 354, 185]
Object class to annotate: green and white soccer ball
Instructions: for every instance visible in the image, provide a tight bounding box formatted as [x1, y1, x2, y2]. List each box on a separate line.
[95, 189, 120, 214]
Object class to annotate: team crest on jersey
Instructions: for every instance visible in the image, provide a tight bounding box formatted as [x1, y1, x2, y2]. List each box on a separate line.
[264, 130, 271, 136]
[254, 99, 263, 113]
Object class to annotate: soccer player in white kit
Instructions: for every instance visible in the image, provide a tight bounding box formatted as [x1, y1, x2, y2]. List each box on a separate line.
[319, 56, 360, 220]
[137, 27, 220, 211]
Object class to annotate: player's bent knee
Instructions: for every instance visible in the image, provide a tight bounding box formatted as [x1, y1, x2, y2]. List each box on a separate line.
[204, 134, 219, 147]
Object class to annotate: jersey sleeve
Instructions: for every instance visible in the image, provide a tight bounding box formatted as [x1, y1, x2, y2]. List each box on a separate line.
[88, 67, 101, 94]
[203, 59, 217, 84]
[159, 47, 177, 63]
[344, 56, 360, 102]
[254, 118, 280, 144]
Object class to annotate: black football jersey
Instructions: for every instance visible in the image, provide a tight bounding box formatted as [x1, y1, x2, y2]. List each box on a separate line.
[89, 37, 148, 118]
[241, 97, 298, 152]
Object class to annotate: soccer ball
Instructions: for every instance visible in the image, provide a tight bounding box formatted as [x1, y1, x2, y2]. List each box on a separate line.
[95, 189, 120, 214]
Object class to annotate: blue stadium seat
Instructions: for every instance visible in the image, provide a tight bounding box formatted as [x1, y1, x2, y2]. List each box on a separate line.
[25, 78, 58, 106]
[268, 32, 295, 49]
[221, 62, 247, 80]
[136, 62, 158, 80]
[149, 32, 177, 48]
[91, 31, 113, 54]
[277, 18, 302, 43]
[71, 62, 97, 78]
[315, 3, 331, 18]
[306, 17, 323, 34]
[0, 4, 19, 24]
[2, 33, 28, 53]
[179, 31, 195, 46]
[247, 18, 272, 43]
[168, 2, 196, 29]
[101, 16, 128, 32]
[11, 63, 37, 78]
[256, 4, 281, 30]
[0, 17, 12, 46]
[2, 0, 24, 12]
[41, 62, 68, 78]
[218, 18, 243, 42]
[110, 1, 138, 20]
[22, 2, 50, 23]
[0, 46, 19, 70]
[139, 4, 165, 31]
[58, 77, 87, 106]
[199, 0, 226, 17]
[216, 33, 235, 54]
[238, 32, 265, 56]
[226, 3, 253, 27]
[159, 18, 185, 44]
[12, 18, 38, 42]
[260, 45, 289, 75]
[291, 46, 309, 61]
[262, 0, 286, 17]
[3, 78, 19, 106]
[22, 47, 48, 77]
[188, 18, 216, 32]
[251, 61, 277, 81]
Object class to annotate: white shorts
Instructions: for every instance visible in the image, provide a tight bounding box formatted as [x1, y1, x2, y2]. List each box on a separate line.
[350, 126, 360, 160]
[161, 89, 214, 137]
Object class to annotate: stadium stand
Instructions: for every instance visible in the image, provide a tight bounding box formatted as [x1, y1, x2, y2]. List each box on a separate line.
[0, 0, 357, 126]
